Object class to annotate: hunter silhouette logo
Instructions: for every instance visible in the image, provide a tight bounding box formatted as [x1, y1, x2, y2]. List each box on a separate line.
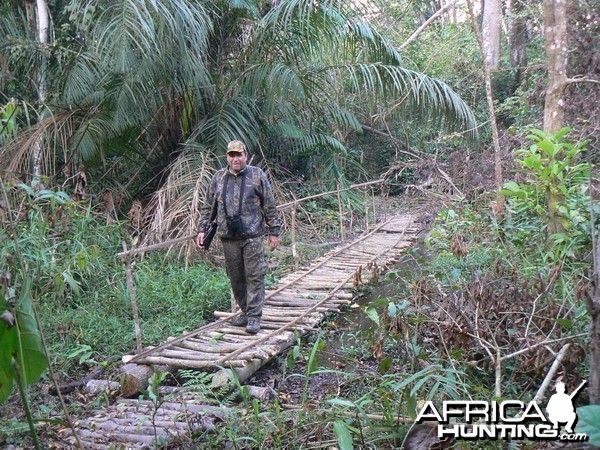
[415, 380, 588, 442]
[546, 381, 584, 433]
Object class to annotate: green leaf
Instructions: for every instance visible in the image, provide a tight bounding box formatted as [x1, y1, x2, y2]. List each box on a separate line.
[554, 126, 571, 142]
[76, 252, 88, 270]
[555, 318, 573, 330]
[333, 421, 354, 450]
[537, 140, 556, 158]
[575, 405, 600, 445]
[406, 393, 417, 419]
[365, 305, 379, 326]
[327, 398, 357, 408]
[62, 270, 82, 294]
[306, 335, 322, 375]
[522, 155, 542, 170]
[0, 278, 48, 404]
[387, 302, 397, 318]
[379, 357, 392, 374]
[502, 181, 521, 191]
[499, 189, 527, 199]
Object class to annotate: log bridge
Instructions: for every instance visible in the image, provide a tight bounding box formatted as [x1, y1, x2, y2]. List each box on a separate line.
[63, 213, 419, 449]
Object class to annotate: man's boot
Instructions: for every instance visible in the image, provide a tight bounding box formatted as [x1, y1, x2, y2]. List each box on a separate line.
[230, 314, 248, 327]
[246, 317, 261, 334]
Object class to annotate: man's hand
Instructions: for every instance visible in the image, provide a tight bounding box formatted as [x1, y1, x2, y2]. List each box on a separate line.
[268, 235, 279, 251]
[196, 232, 205, 249]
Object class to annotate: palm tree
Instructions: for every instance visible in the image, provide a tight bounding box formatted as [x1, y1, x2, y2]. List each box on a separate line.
[0, 0, 477, 240]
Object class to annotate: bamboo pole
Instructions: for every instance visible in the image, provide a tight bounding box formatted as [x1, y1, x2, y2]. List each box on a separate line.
[122, 242, 142, 353]
[364, 195, 369, 230]
[337, 183, 345, 241]
[277, 178, 384, 210]
[371, 187, 376, 224]
[291, 203, 299, 271]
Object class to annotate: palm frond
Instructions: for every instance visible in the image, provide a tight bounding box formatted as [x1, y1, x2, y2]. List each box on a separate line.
[142, 145, 216, 258]
[60, 52, 104, 106]
[340, 63, 478, 138]
[191, 96, 262, 153]
[0, 111, 78, 179]
[257, 0, 401, 66]
[228, 0, 261, 18]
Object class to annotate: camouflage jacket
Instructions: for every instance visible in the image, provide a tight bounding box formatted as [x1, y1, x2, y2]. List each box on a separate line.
[200, 165, 281, 239]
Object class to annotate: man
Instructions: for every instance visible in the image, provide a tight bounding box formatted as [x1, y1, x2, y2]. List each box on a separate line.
[196, 140, 280, 334]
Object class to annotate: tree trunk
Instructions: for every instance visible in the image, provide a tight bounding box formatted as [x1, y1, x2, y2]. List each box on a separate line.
[589, 213, 600, 404]
[542, 0, 569, 235]
[32, 0, 49, 179]
[543, 0, 568, 133]
[482, 0, 502, 70]
[466, 0, 504, 214]
[590, 286, 600, 404]
[507, 0, 528, 87]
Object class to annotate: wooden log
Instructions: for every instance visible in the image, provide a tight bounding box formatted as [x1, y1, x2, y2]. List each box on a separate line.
[78, 421, 180, 437]
[211, 329, 299, 388]
[120, 363, 173, 398]
[213, 312, 321, 330]
[271, 288, 353, 297]
[75, 428, 157, 446]
[213, 326, 269, 336]
[52, 355, 120, 395]
[174, 340, 246, 353]
[111, 399, 230, 418]
[136, 356, 246, 368]
[161, 346, 274, 362]
[71, 440, 115, 450]
[184, 336, 249, 346]
[120, 363, 153, 398]
[215, 309, 313, 319]
[157, 348, 240, 361]
[84, 380, 120, 395]
[201, 332, 264, 343]
[79, 417, 190, 432]
[246, 385, 277, 402]
[266, 299, 350, 308]
[268, 292, 351, 302]
[264, 302, 333, 312]
[122, 243, 143, 353]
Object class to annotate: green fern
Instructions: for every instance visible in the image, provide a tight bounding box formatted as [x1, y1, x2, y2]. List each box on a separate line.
[179, 369, 237, 407]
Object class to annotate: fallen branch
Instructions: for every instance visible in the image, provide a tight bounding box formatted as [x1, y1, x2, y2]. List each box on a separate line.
[533, 344, 571, 403]
[399, 0, 460, 50]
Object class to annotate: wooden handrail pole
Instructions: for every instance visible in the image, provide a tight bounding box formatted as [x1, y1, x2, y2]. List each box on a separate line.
[291, 203, 299, 271]
[277, 178, 384, 210]
[117, 233, 196, 259]
[122, 242, 143, 353]
[337, 183, 345, 241]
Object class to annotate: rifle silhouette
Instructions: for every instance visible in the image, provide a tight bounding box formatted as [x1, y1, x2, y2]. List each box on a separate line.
[569, 380, 587, 399]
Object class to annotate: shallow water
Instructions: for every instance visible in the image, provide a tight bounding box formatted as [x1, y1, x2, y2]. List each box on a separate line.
[317, 239, 428, 367]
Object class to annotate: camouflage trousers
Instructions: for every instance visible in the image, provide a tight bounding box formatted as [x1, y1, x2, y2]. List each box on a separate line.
[221, 237, 268, 319]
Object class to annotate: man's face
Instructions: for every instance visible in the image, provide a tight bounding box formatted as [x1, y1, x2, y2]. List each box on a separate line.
[227, 150, 247, 174]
